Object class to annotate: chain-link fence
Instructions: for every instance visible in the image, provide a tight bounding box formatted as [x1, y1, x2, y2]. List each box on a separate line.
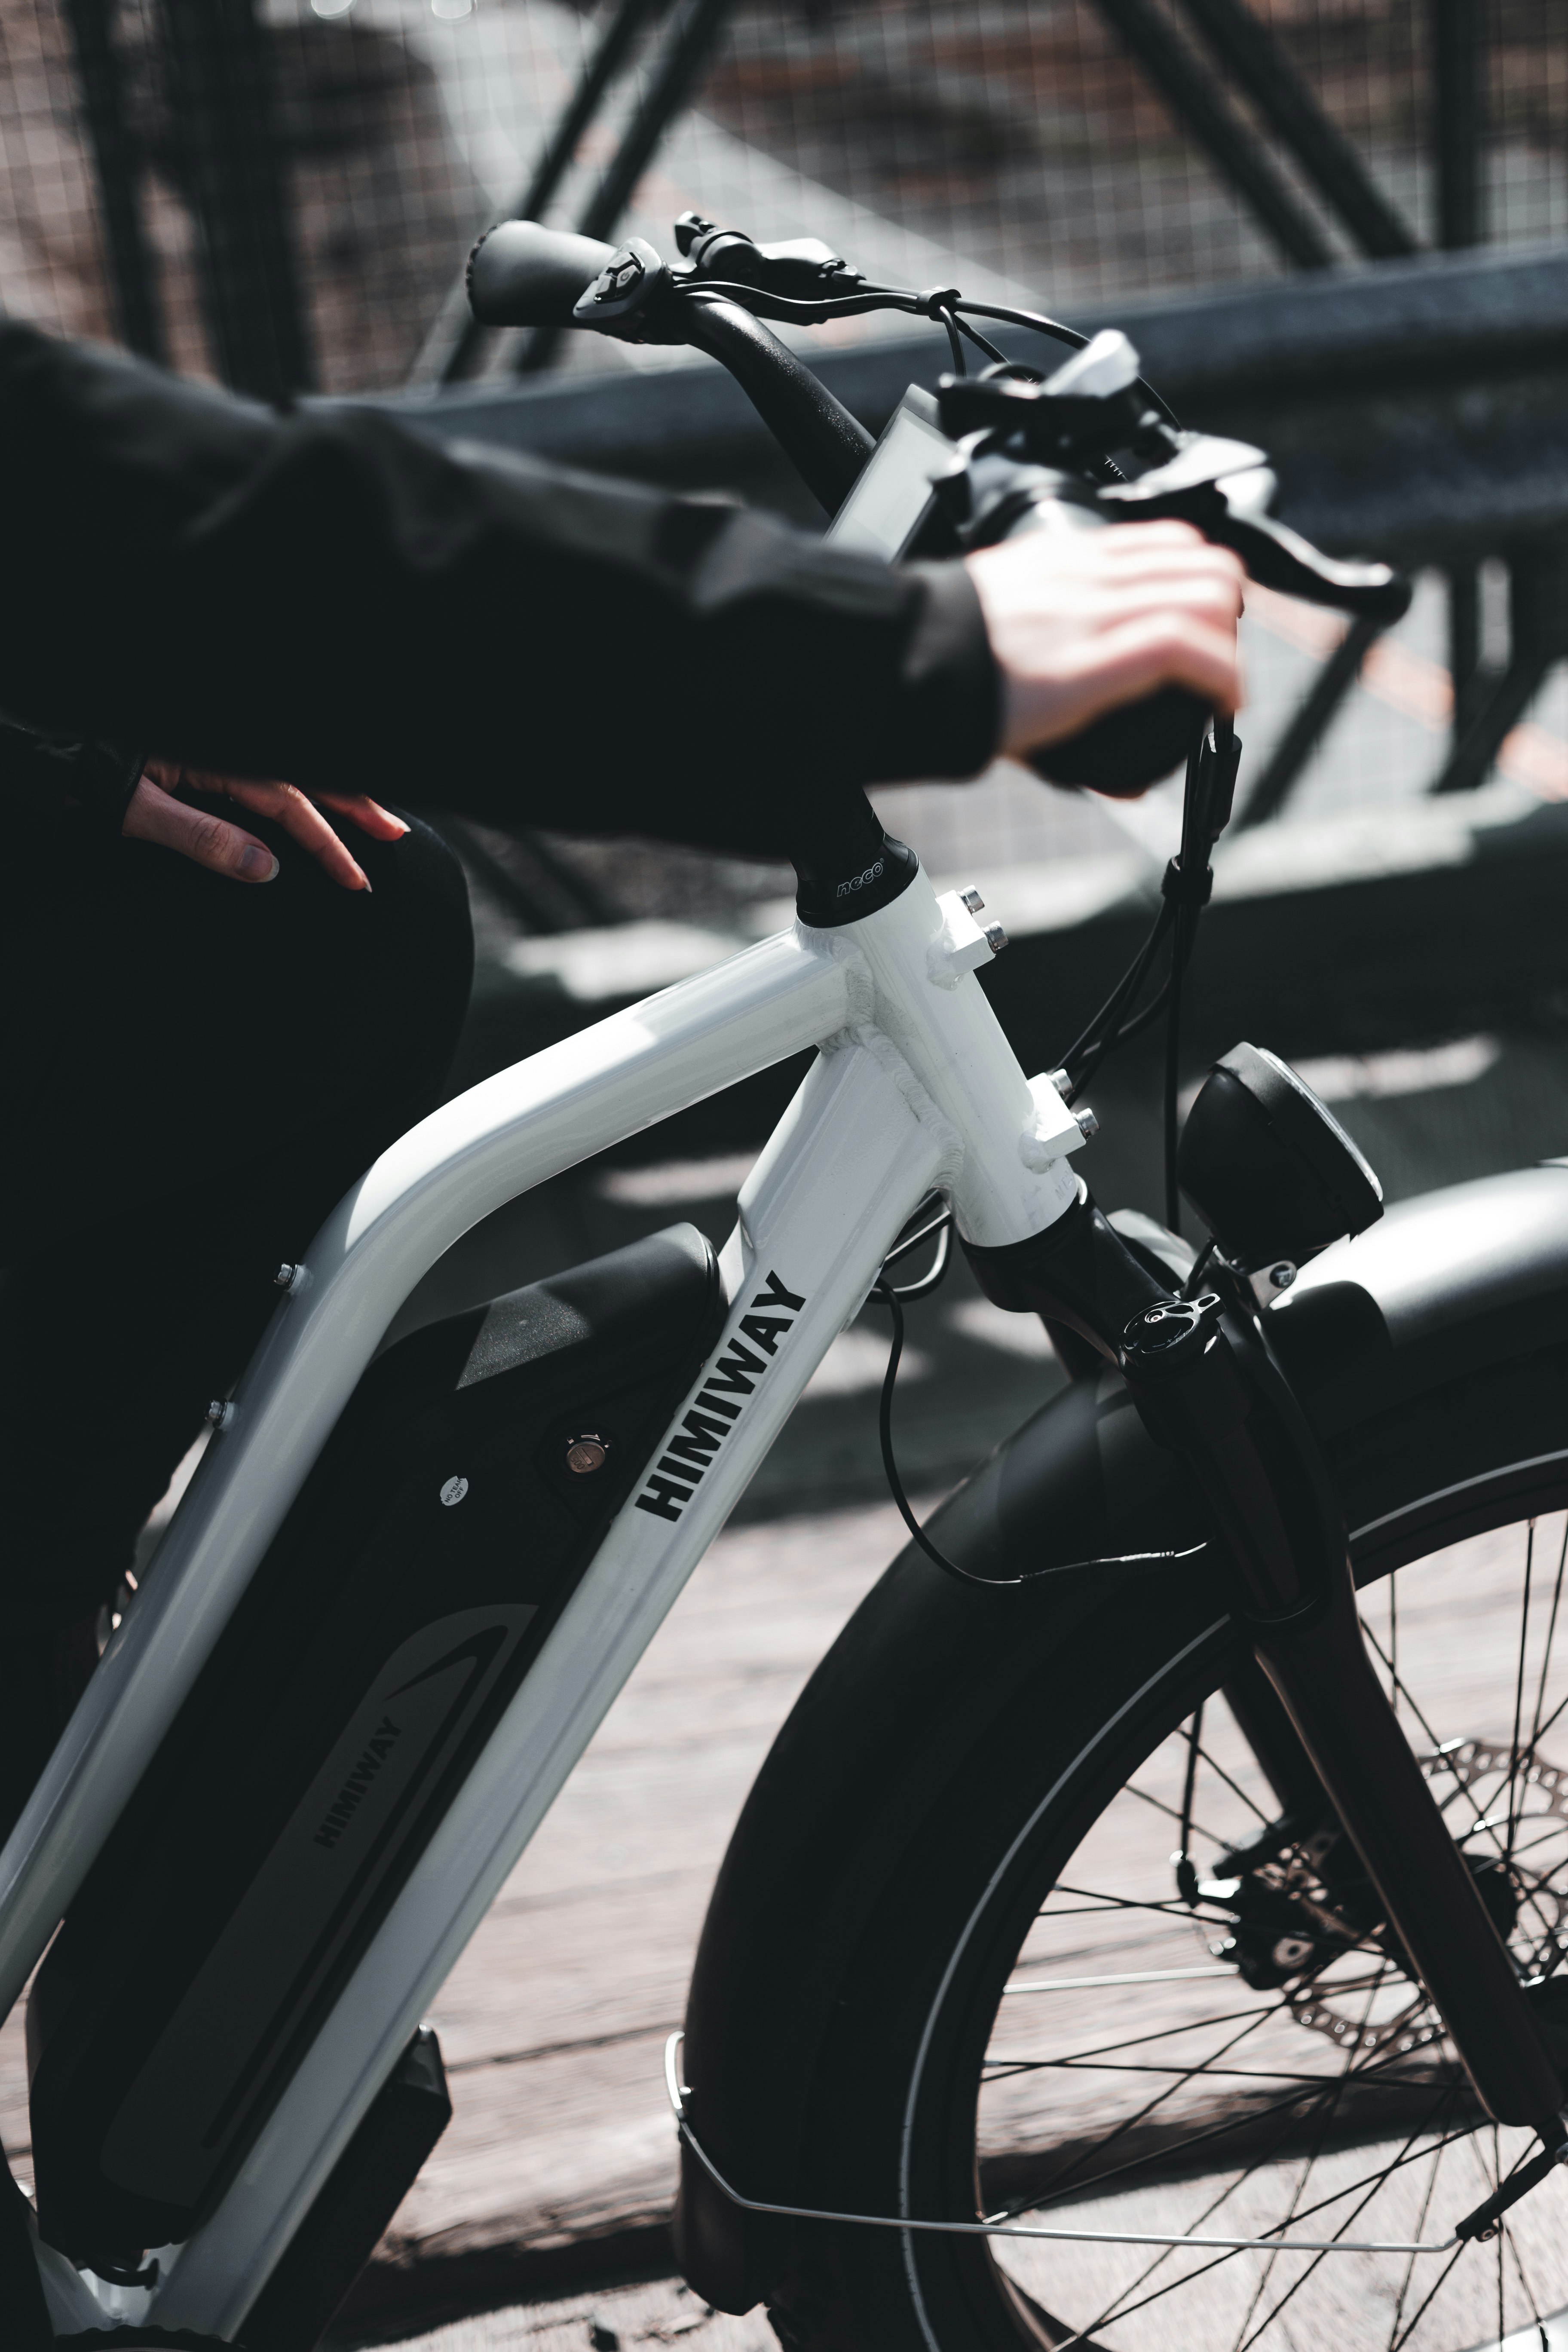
[1, 0, 1560, 398]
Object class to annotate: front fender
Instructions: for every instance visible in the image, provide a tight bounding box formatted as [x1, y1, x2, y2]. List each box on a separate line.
[672, 1366, 1204, 2313]
[1265, 1163, 1568, 1431]
[674, 1164, 1568, 2313]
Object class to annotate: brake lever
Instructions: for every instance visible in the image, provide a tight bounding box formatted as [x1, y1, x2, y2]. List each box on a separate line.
[1097, 436, 1412, 623]
[1207, 505, 1412, 622]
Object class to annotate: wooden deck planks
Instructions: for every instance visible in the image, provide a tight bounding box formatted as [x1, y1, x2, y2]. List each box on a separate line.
[359, 1501, 905, 2291]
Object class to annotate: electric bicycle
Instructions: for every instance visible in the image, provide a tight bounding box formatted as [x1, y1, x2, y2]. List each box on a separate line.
[6, 209, 1565, 2352]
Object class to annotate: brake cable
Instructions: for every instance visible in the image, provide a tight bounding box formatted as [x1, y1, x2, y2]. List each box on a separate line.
[868, 1201, 1205, 1591]
[670, 274, 1181, 423]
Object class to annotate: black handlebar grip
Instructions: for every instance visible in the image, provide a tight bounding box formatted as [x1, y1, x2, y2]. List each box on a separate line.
[466, 220, 618, 328]
[1029, 686, 1209, 796]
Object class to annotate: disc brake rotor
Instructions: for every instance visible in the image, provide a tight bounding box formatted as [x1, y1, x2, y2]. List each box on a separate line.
[1284, 1738, 1568, 2054]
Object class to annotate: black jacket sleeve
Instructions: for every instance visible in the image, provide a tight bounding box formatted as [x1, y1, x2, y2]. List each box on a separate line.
[0, 322, 998, 860]
[0, 723, 145, 837]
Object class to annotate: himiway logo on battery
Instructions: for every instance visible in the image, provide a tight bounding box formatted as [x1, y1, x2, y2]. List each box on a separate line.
[634, 1270, 806, 1522]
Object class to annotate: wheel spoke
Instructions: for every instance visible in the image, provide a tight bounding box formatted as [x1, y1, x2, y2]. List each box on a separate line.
[991, 1999, 1282, 2070]
[1228, 1973, 1375, 2352]
[1360, 1617, 1530, 1877]
[1387, 2087, 1459, 2350]
[965, 1516, 1568, 2352]
[1059, 2104, 1314, 2351]
[1507, 1525, 1537, 1862]
[1192, 1740, 1273, 1829]
[1011, 2061, 1397, 2084]
[1391, 2238, 1471, 2351]
[1529, 1520, 1568, 1753]
[1013, 2008, 1281, 2208]
[1046, 2073, 1343, 2349]
[998, 2029, 1462, 2227]
[1057, 2097, 1469, 2350]
[1504, 2214, 1549, 2348]
[1046, 1889, 1229, 1919]
[1498, 2124, 1507, 2352]
[1121, 1774, 1234, 1850]
[1235, 2157, 1415, 2352]
[1174, 1700, 1205, 1882]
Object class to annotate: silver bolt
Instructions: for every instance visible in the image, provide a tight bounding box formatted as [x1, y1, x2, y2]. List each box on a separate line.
[1047, 1067, 1072, 1099]
[1074, 1104, 1100, 1140]
[273, 1262, 300, 1290]
[960, 887, 985, 914]
[205, 1400, 233, 1430]
[983, 920, 1008, 956]
[1268, 1262, 1297, 1292]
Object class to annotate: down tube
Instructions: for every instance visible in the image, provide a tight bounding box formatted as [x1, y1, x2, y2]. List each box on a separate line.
[153, 1031, 954, 2337]
[0, 924, 848, 2025]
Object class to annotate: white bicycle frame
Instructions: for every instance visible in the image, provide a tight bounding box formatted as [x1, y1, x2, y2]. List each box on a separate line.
[2, 856, 1089, 2337]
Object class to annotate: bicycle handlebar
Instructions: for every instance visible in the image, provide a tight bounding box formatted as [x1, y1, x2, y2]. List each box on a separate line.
[466, 214, 1412, 796]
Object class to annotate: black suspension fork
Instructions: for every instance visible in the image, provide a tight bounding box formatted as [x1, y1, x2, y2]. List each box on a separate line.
[968, 1193, 1566, 2135]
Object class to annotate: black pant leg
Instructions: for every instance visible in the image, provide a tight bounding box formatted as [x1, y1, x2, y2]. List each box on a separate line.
[0, 808, 472, 1824]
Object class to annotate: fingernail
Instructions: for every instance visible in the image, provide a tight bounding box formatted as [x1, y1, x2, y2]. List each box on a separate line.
[360, 878, 374, 893]
[241, 847, 280, 882]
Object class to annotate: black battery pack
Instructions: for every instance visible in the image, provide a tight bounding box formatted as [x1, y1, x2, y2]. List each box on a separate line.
[27, 1221, 723, 2269]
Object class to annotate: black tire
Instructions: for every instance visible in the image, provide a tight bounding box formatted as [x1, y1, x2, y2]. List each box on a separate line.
[762, 1337, 1568, 2352]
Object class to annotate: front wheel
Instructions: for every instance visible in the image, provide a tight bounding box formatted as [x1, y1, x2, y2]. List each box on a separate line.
[760, 1339, 1568, 2352]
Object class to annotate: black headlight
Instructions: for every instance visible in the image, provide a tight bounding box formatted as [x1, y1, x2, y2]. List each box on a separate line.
[1177, 1041, 1383, 1272]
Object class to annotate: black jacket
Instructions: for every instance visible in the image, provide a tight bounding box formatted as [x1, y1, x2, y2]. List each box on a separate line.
[0, 322, 998, 861]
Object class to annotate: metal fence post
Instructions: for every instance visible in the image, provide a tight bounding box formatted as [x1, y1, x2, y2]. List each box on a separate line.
[1174, 0, 1417, 260]
[1433, 542, 1568, 794]
[518, 0, 738, 374]
[157, 0, 314, 401]
[1432, 0, 1490, 753]
[64, 0, 166, 361]
[1090, 0, 1335, 270]
[431, 0, 671, 387]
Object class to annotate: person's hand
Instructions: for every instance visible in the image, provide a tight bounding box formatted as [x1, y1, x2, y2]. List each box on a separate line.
[122, 760, 409, 889]
[964, 521, 1245, 787]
